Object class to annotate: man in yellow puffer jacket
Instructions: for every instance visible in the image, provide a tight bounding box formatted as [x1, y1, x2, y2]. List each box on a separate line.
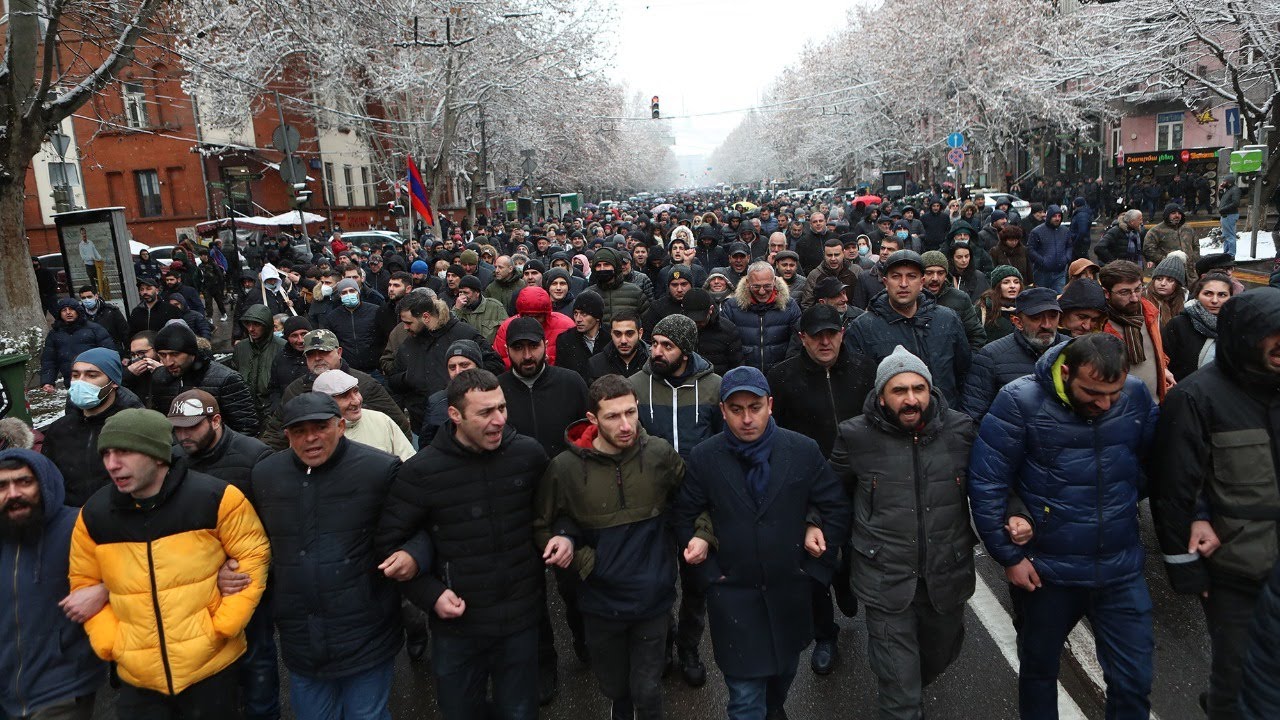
[68, 408, 270, 716]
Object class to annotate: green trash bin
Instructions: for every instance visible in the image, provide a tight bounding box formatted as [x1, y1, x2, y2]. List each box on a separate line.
[0, 353, 32, 424]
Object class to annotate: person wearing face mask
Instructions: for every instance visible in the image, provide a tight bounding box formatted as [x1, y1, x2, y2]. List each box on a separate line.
[307, 270, 342, 326]
[40, 348, 144, 505]
[891, 219, 920, 254]
[256, 263, 299, 318]
[321, 279, 384, 376]
[76, 285, 129, 352]
[40, 299, 118, 395]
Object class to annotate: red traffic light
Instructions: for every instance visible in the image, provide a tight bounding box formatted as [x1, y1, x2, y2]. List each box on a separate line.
[651, 96, 659, 104]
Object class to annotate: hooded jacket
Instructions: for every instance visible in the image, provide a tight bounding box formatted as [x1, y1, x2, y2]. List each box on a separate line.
[150, 353, 259, 437]
[629, 353, 722, 458]
[69, 458, 270, 694]
[166, 293, 213, 340]
[1152, 289, 1280, 594]
[376, 425, 547, 638]
[1097, 217, 1144, 265]
[1142, 203, 1200, 285]
[587, 248, 650, 324]
[0, 450, 103, 717]
[847, 290, 972, 407]
[968, 339, 1158, 587]
[535, 422, 703, 619]
[720, 278, 802, 372]
[832, 390, 978, 613]
[40, 300, 116, 386]
[230, 304, 285, 420]
[41, 385, 145, 506]
[82, 300, 129, 351]
[253, 264, 299, 318]
[1026, 208, 1073, 273]
[491, 286, 577, 368]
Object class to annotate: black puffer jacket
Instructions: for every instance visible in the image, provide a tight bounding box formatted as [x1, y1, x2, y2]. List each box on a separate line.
[321, 302, 382, 373]
[40, 386, 145, 506]
[587, 341, 650, 385]
[961, 331, 1068, 420]
[173, 426, 271, 499]
[127, 299, 181, 337]
[83, 301, 130, 351]
[267, 344, 308, 411]
[389, 317, 504, 429]
[1242, 559, 1280, 720]
[377, 424, 548, 637]
[252, 439, 411, 679]
[498, 366, 588, 458]
[847, 290, 972, 407]
[150, 354, 260, 437]
[767, 346, 876, 457]
[1152, 289, 1280, 595]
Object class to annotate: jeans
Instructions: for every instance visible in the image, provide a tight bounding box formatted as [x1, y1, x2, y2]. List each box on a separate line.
[1012, 576, 1153, 720]
[723, 670, 796, 720]
[582, 613, 667, 720]
[116, 663, 240, 720]
[864, 580, 966, 720]
[1221, 214, 1239, 256]
[288, 659, 394, 720]
[1202, 575, 1265, 720]
[1033, 269, 1066, 293]
[241, 586, 280, 720]
[432, 626, 539, 720]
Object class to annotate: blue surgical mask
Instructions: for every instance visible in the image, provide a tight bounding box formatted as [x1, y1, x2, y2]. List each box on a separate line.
[340, 293, 360, 308]
[858, 246, 870, 257]
[264, 280, 280, 291]
[82, 298, 98, 310]
[895, 230, 909, 240]
[273, 330, 284, 339]
[69, 380, 106, 410]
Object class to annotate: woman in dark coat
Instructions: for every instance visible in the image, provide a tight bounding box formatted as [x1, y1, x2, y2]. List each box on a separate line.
[1162, 272, 1233, 381]
[974, 266, 1023, 345]
[947, 241, 989, 303]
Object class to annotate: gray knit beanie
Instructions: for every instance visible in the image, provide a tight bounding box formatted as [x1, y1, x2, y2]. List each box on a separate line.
[652, 314, 698, 356]
[1152, 250, 1187, 284]
[875, 345, 932, 396]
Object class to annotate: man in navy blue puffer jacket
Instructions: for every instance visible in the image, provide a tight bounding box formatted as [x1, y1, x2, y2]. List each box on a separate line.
[719, 262, 800, 373]
[968, 333, 1158, 720]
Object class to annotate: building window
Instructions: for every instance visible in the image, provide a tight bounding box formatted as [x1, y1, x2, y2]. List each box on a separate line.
[323, 162, 336, 206]
[361, 166, 374, 206]
[49, 162, 80, 187]
[123, 82, 148, 128]
[135, 169, 163, 216]
[343, 166, 354, 207]
[1156, 112, 1183, 151]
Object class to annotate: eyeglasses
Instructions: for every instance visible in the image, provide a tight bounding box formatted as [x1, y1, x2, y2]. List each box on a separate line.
[1111, 285, 1145, 299]
[748, 284, 775, 293]
[170, 397, 211, 418]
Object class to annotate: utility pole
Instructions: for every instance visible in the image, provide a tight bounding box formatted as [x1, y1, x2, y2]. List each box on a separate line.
[1250, 123, 1273, 260]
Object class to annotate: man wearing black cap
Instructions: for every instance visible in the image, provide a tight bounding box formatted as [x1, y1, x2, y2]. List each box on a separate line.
[254, 393, 423, 718]
[685, 288, 742, 376]
[500, 317, 588, 459]
[1196, 253, 1245, 295]
[962, 287, 1070, 420]
[810, 277, 863, 329]
[453, 274, 509, 345]
[673, 367, 850, 719]
[769, 303, 876, 672]
[149, 322, 259, 436]
[848, 249, 972, 407]
[772, 249, 808, 299]
[801, 238, 863, 309]
[127, 276, 181, 336]
[713, 242, 753, 288]
[555, 290, 607, 382]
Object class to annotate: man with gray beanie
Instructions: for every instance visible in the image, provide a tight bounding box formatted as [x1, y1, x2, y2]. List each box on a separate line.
[629, 312, 722, 688]
[320, 277, 382, 375]
[830, 345, 979, 720]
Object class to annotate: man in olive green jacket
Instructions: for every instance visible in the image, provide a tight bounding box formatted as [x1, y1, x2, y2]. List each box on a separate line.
[230, 303, 284, 425]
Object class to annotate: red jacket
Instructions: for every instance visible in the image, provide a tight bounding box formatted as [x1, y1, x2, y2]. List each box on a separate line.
[492, 286, 576, 368]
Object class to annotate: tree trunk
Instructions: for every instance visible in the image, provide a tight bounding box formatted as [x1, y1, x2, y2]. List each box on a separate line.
[0, 174, 49, 343]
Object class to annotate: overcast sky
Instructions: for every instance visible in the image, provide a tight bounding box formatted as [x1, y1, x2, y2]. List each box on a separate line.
[610, 0, 866, 158]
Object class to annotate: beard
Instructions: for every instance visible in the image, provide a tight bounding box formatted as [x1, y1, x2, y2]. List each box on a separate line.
[0, 497, 44, 544]
[1023, 328, 1056, 351]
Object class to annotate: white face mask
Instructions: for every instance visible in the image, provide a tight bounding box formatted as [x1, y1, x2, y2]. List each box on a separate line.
[319, 284, 333, 298]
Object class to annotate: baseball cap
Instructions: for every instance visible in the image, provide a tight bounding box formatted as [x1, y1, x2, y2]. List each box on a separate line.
[137, 275, 161, 288]
[281, 392, 342, 428]
[800, 303, 844, 335]
[682, 288, 713, 319]
[1015, 287, 1062, 316]
[720, 366, 771, 402]
[312, 369, 359, 396]
[166, 389, 219, 428]
[883, 249, 925, 273]
[506, 316, 544, 345]
[812, 276, 848, 300]
[728, 242, 750, 257]
[302, 329, 340, 353]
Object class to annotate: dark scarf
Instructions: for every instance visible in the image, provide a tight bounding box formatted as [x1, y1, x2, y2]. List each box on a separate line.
[1107, 303, 1148, 364]
[1184, 302, 1219, 340]
[724, 418, 777, 506]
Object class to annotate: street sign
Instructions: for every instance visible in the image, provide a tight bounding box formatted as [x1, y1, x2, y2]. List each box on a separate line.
[947, 148, 965, 166]
[946, 132, 964, 149]
[1225, 108, 1241, 136]
[278, 157, 307, 184]
[271, 124, 300, 153]
[1230, 145, 1265, 175]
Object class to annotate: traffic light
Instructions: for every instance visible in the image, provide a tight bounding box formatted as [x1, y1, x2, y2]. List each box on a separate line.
[291, 182, 312, 208]
[651, 96, 660, 119]
[50, 186, 73, 213]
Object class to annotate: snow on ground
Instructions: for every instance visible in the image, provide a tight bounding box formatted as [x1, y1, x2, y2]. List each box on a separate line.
[1198, 230, 1274, 262]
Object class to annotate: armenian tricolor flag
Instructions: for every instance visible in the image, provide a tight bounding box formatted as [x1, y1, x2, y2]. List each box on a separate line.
[406, 156, 435, 227]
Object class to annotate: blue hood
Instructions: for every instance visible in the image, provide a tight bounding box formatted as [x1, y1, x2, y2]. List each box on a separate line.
[0, 448, 66, 510]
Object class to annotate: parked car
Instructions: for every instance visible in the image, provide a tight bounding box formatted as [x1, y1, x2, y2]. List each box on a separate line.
[978, 190, 1032, 219]
[338, 230, 404, 250]
[36, 253, 68, 294]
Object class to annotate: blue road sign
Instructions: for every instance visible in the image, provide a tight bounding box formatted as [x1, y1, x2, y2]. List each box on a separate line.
[946, 132, 965, 149]
[1225, 107, 1241, 136]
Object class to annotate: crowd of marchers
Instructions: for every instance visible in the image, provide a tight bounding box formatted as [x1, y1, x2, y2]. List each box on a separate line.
[7, 187, 1280, 720]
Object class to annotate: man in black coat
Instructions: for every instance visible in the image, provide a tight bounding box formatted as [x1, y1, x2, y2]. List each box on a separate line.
[500, 317, 589, 460]
[768, 303, 875, 674]
[77, 285, 130, 352]
[673, 367, 851, 719]
[322, 279, 383, 375]
[148, 323, 260, 436]
[166, 388, 278, 719]
[961, 288, 1068, 420]
[794, 212, 837, 274]
[685, 289, 742, 377]
[376, 369, 549, 718]
[127, 276, 181, 337]
[587, 309, 650, 384]
[553, 290, 607, 382]
[253, 393, 426, 717]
